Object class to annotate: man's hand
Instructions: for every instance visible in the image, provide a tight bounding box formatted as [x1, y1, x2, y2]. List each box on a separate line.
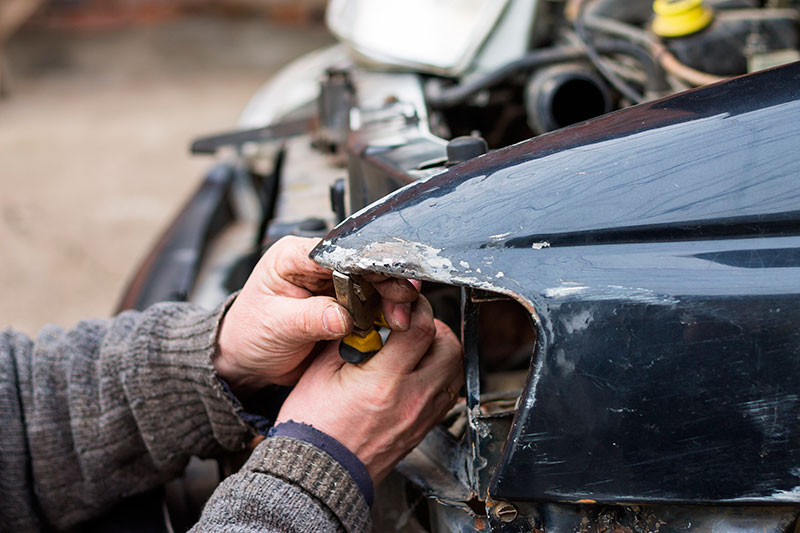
[275, 295, 464, 484]
[214, 236, 420, 394]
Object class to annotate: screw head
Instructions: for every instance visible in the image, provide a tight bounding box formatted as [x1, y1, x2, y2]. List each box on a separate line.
[493, 502, 518, 523]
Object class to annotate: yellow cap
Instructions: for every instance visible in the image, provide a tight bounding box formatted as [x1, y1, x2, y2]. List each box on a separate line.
[652, 0, 713, 38]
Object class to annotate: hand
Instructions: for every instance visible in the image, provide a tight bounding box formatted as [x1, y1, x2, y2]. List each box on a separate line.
[275, 295, 464, 484]
[214, 236, 420, 394]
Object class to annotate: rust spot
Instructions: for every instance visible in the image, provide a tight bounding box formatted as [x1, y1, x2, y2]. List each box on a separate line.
[576, 499, 597, 504]
[474, 517, 487, 530]
[248, 435, 265, 450]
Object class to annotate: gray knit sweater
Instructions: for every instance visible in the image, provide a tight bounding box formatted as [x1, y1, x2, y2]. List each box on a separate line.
[0, 301, 370, 532]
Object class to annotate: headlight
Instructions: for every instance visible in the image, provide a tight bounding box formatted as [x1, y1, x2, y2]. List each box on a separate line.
[326, 0, 509, 77]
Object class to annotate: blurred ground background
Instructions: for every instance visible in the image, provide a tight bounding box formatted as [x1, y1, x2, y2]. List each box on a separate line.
[0, 1, 333, 335]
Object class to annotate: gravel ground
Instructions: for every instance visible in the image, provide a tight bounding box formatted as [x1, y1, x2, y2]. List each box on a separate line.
[1, 16, 333, 335]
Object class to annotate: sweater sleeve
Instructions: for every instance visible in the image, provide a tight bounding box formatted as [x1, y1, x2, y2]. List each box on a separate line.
[191, 435, 372, 533]
[0, 301, 252, 531]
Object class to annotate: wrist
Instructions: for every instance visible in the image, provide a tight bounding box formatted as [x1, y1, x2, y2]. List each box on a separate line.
[213, 293, 263, 396]
[212, 344, 264, 397]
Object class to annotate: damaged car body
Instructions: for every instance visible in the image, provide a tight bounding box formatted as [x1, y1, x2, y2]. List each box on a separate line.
[310, 63, 800, 531]
[111, 0, 800, 529]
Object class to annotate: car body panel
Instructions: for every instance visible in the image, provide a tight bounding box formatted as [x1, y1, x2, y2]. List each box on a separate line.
[311, 62, 800, 503]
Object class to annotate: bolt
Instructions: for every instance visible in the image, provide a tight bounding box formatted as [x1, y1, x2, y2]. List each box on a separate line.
[493, 502, 518, 523]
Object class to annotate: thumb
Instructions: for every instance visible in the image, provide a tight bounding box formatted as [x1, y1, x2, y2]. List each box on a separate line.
[273, 295, 353, 343]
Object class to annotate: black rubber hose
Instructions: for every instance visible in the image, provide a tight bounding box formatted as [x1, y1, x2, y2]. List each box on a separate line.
[426, 41, 660, 109]
[574, 14, 644, 103]
[591, 38, 667, 92]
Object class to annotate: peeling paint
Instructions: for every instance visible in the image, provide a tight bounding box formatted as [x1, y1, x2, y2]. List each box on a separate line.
[314, 237, 517, 295]
[315, 237, 455, 274]
[469, 405, 492, 438]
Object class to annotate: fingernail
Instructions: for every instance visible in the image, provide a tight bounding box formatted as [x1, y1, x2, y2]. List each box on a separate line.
[393, 302, 411, 331]
[323, 305, 347, 335]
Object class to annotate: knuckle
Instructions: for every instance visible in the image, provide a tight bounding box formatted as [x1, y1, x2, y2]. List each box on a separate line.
[302, 307, 321, 337]
[273, 236, 304, 263]
[445, 341, 463, 364]
[287, 303, 318, 338]
[413, 317, 436, 342]
[271, 236, 292, 256]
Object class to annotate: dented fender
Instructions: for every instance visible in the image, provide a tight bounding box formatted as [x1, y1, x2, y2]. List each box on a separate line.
[311, 63, 800, 504]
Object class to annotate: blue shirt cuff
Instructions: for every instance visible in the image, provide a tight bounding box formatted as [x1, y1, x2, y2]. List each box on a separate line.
[216, 377, 287, 436]
[268, 420, 374, 507]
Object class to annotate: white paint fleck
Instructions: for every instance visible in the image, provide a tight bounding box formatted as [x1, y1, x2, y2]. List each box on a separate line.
[544, 283, 679, 305]
[531, 241, 550, 250]
[729, 486, 800, 502]
[766, 487, 800, 502]
[459, 260, 470, 269]
[741, 394, 796, 443]
[544, 285, 589, 298]
[561, 308, 593, 334]
[496, 271, 505, 278]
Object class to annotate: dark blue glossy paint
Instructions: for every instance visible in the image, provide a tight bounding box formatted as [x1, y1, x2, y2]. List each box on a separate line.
[312, 63, 800, 503]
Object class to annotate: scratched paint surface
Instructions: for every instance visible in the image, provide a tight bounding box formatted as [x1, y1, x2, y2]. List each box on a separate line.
[312, 63, 800, 503]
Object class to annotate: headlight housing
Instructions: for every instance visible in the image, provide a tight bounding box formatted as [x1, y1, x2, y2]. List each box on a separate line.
[326, 0, 509, 77]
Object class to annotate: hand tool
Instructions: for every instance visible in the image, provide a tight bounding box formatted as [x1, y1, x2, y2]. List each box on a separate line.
[332, 271, 388, 363]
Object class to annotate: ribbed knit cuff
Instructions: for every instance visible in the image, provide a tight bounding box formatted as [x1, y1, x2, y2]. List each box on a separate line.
[120, 298, 252, 465]
[246, 436, 372, 533]
[269, 421, 374, 507]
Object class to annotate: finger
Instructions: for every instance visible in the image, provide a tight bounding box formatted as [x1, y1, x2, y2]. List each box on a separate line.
[372, 277, 420, 331]
[260, 236, 333, 297]
[369, 275, 420, 303]
[269, 339, 331, 386]
[365, 296, 436, 374]
[433, 379, 462, 415]
[270, 295, 353, 345]
[306, 340, 347, 376]
[416, 319, 463, 376]
[382, 301, 412, 331]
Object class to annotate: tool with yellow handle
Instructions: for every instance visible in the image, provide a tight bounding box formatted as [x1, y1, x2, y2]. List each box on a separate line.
[332, 271, 388, 363]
